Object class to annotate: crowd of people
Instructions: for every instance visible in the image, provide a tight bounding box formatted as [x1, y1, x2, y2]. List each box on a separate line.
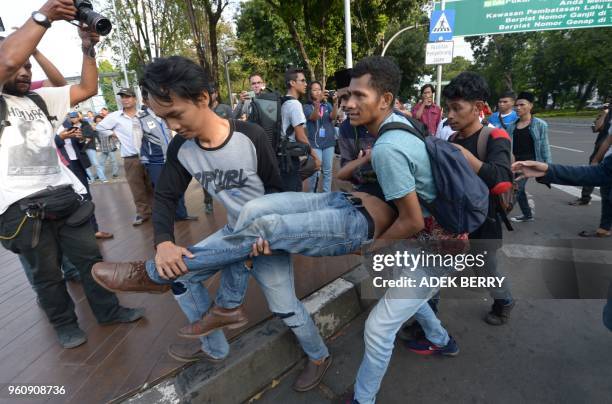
[0, 2, 610, 403]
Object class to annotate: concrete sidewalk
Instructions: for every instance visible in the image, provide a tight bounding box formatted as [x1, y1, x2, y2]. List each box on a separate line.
[252, 299, 612, 404]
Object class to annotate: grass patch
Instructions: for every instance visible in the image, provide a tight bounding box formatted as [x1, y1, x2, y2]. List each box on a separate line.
[535, 109, 598, 119]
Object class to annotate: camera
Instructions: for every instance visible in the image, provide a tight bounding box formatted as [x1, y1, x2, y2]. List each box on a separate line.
[74, 0, 112, 36]
[327, 90, 336, 103]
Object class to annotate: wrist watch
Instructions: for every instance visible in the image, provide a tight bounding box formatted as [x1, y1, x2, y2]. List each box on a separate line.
[31, 12, 51, 29]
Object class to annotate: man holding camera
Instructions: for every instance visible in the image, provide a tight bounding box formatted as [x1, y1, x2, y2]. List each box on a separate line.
[0, 0, 143, 349]
[233, 72, 266, 120]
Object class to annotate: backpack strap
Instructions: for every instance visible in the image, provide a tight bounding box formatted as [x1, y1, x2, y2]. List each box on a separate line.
[377, 122, 426, 143]
[25, 92, 57, 123]
[476, 125, 493, 161]
[0, 95, 9, 142]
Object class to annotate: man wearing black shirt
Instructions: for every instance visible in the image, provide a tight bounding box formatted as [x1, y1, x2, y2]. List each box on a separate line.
[445, 72, 516, 325]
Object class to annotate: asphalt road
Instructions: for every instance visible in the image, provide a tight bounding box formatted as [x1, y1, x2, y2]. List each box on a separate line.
[254, 117, 612, 404]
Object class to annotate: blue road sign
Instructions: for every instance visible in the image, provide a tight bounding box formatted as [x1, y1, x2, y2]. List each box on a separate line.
[429, 10, 455, 42]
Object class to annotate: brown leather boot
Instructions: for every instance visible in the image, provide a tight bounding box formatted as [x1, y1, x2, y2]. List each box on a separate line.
[177, 305, 249, 338]
[167, 341, 226, 363]
[292, 355, 333, 392]
[91, 261, 171, 294]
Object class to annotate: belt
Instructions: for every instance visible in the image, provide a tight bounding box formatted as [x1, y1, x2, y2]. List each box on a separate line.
[347, 195, 375, 240]
[123, 155, 139, 159]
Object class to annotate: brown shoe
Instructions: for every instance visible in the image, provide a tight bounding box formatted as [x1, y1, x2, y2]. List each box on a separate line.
[167, 341, 226, 363]
[292, 355, 333, 392]
[177, 305, 249, 338]
[91, 261, 171, 294]
[95, 231, 114, 239]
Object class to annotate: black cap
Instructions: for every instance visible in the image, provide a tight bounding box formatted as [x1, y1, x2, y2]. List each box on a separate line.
[117, 87, 136, 97]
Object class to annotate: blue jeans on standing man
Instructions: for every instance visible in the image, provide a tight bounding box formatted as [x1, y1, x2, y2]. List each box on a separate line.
[99, 150, 119, 177]
[353, 259, 453, 404]
[308, 146, 335, 193]
[85, 148, 107, 181]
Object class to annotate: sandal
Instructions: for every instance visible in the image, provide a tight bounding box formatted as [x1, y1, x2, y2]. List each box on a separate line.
[578, 230, 611, 238]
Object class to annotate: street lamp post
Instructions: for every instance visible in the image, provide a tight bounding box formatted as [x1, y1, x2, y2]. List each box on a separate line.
[435, 0, 446, 106]
[381, 24, 424, 57]
[222, 48, 237, 106]
[344, 0, 353, 68]
[111, 0, 130, 88]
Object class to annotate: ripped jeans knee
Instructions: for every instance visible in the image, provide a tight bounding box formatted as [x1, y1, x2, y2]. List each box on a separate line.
[274, 309, 307, 329]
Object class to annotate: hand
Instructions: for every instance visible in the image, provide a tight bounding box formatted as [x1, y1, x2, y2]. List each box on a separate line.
[313, 156, 322, 171]
[239, 91, 249, 102]
[358, 148, 372, 162]
[154, 241, 195, 280]
[39, 0, 77, 23]
[250, 238, 273, 257]
[511, 161, 549, 180]
[59, 127, 79, 139]
[79, 26, 100, 57]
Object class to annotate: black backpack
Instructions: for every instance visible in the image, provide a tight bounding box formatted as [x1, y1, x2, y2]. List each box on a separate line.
[248, 91, 284, 158]
[0, 92, 56, 143]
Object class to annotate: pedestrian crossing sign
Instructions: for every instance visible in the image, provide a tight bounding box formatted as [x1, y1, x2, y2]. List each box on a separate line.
[429, 10, 455, 42]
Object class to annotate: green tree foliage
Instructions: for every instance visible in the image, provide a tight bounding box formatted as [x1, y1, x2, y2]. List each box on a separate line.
[235, 0, 430, 93]
[98, 60, 118, 111]
[442, 56, 472, 82]
[467, 28, 612, 110]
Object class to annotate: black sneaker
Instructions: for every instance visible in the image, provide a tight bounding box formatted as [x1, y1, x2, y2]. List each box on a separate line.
[56, 325, 87, 349]
[568, 198, 591, 206]
[99, 307, 145, 325]
[485, 300, 515, 325]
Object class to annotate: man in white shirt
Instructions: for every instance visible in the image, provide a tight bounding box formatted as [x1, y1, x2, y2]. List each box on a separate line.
[96, 87, 154, 225]
[0, 0, 143, 349]
[280, 68, 320, 191]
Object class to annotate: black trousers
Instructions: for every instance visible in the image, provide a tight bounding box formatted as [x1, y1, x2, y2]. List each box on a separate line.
[581, 141, 604, 201]
[280, 156, 302, 192]
[0, 202, 120, 330]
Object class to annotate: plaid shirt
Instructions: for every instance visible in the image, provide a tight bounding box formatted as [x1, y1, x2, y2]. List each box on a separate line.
[97, 130, 117, 153]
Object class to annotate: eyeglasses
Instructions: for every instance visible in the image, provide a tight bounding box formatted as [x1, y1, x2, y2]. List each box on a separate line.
[295, 79, 307, 83]
[251, 81, 263, 85]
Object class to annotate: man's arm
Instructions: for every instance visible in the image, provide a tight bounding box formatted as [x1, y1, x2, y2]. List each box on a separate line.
[591, 135, 612, 164]
[294, 124, 320, 166]
[513, 155, 612, 187]
[0, 1, 76, 86]
[377, 192, 424, 240]
[336, 150, 370, 181]
[69, 28, 100, 107]
[32, 49, 67, 87]
[593, 110, 608, 133]
[95, 113, 117, 137]
[153, 137, 195, 279]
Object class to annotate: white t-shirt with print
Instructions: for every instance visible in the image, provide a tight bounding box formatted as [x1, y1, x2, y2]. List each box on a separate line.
[0, 86, 86, 214]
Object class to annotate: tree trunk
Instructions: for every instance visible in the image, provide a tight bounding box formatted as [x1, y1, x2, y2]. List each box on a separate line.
[288, 19, 315, 81]
[183, 0, 211, 73]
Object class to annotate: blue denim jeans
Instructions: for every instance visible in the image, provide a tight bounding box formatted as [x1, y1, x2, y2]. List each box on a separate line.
[145, 223, 330, 361]
[308, 146, 335, 193]
[186, 192, 371, 271]
[354, 259, 452, 404]
[99, 151, 119, 177]
[604, 283, 612, 332]
[146, 226, 249, 359]
[86, 149, 107, 181]
[516, 177, 532, 218]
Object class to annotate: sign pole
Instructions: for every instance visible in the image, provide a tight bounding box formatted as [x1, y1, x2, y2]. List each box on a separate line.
[344, 0, 353, 68]
[435, 0, 446, 106]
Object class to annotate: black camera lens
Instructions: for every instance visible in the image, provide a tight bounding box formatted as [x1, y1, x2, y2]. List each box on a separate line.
[88, 13, 112, 36]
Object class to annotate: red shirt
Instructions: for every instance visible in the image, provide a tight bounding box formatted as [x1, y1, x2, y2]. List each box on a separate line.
[412, 103, 442, 135]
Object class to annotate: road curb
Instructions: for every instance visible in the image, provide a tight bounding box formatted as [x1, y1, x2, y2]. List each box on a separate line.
[124, 265, 369, 404]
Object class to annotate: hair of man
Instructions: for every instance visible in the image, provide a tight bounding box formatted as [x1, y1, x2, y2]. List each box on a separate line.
[284, 67, 305, 90]
[442, 71, 490, 102]
[140, 56, 213, 105]
[350, 56, 401, 102]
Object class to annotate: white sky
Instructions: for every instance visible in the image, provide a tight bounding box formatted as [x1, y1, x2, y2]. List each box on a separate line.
[1, 0, 472, 80]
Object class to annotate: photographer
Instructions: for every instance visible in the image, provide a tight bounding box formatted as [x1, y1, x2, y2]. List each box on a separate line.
[0, 0, 143, 349]
[303, 81, 338, 192]
[233, 72, 266, 120]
